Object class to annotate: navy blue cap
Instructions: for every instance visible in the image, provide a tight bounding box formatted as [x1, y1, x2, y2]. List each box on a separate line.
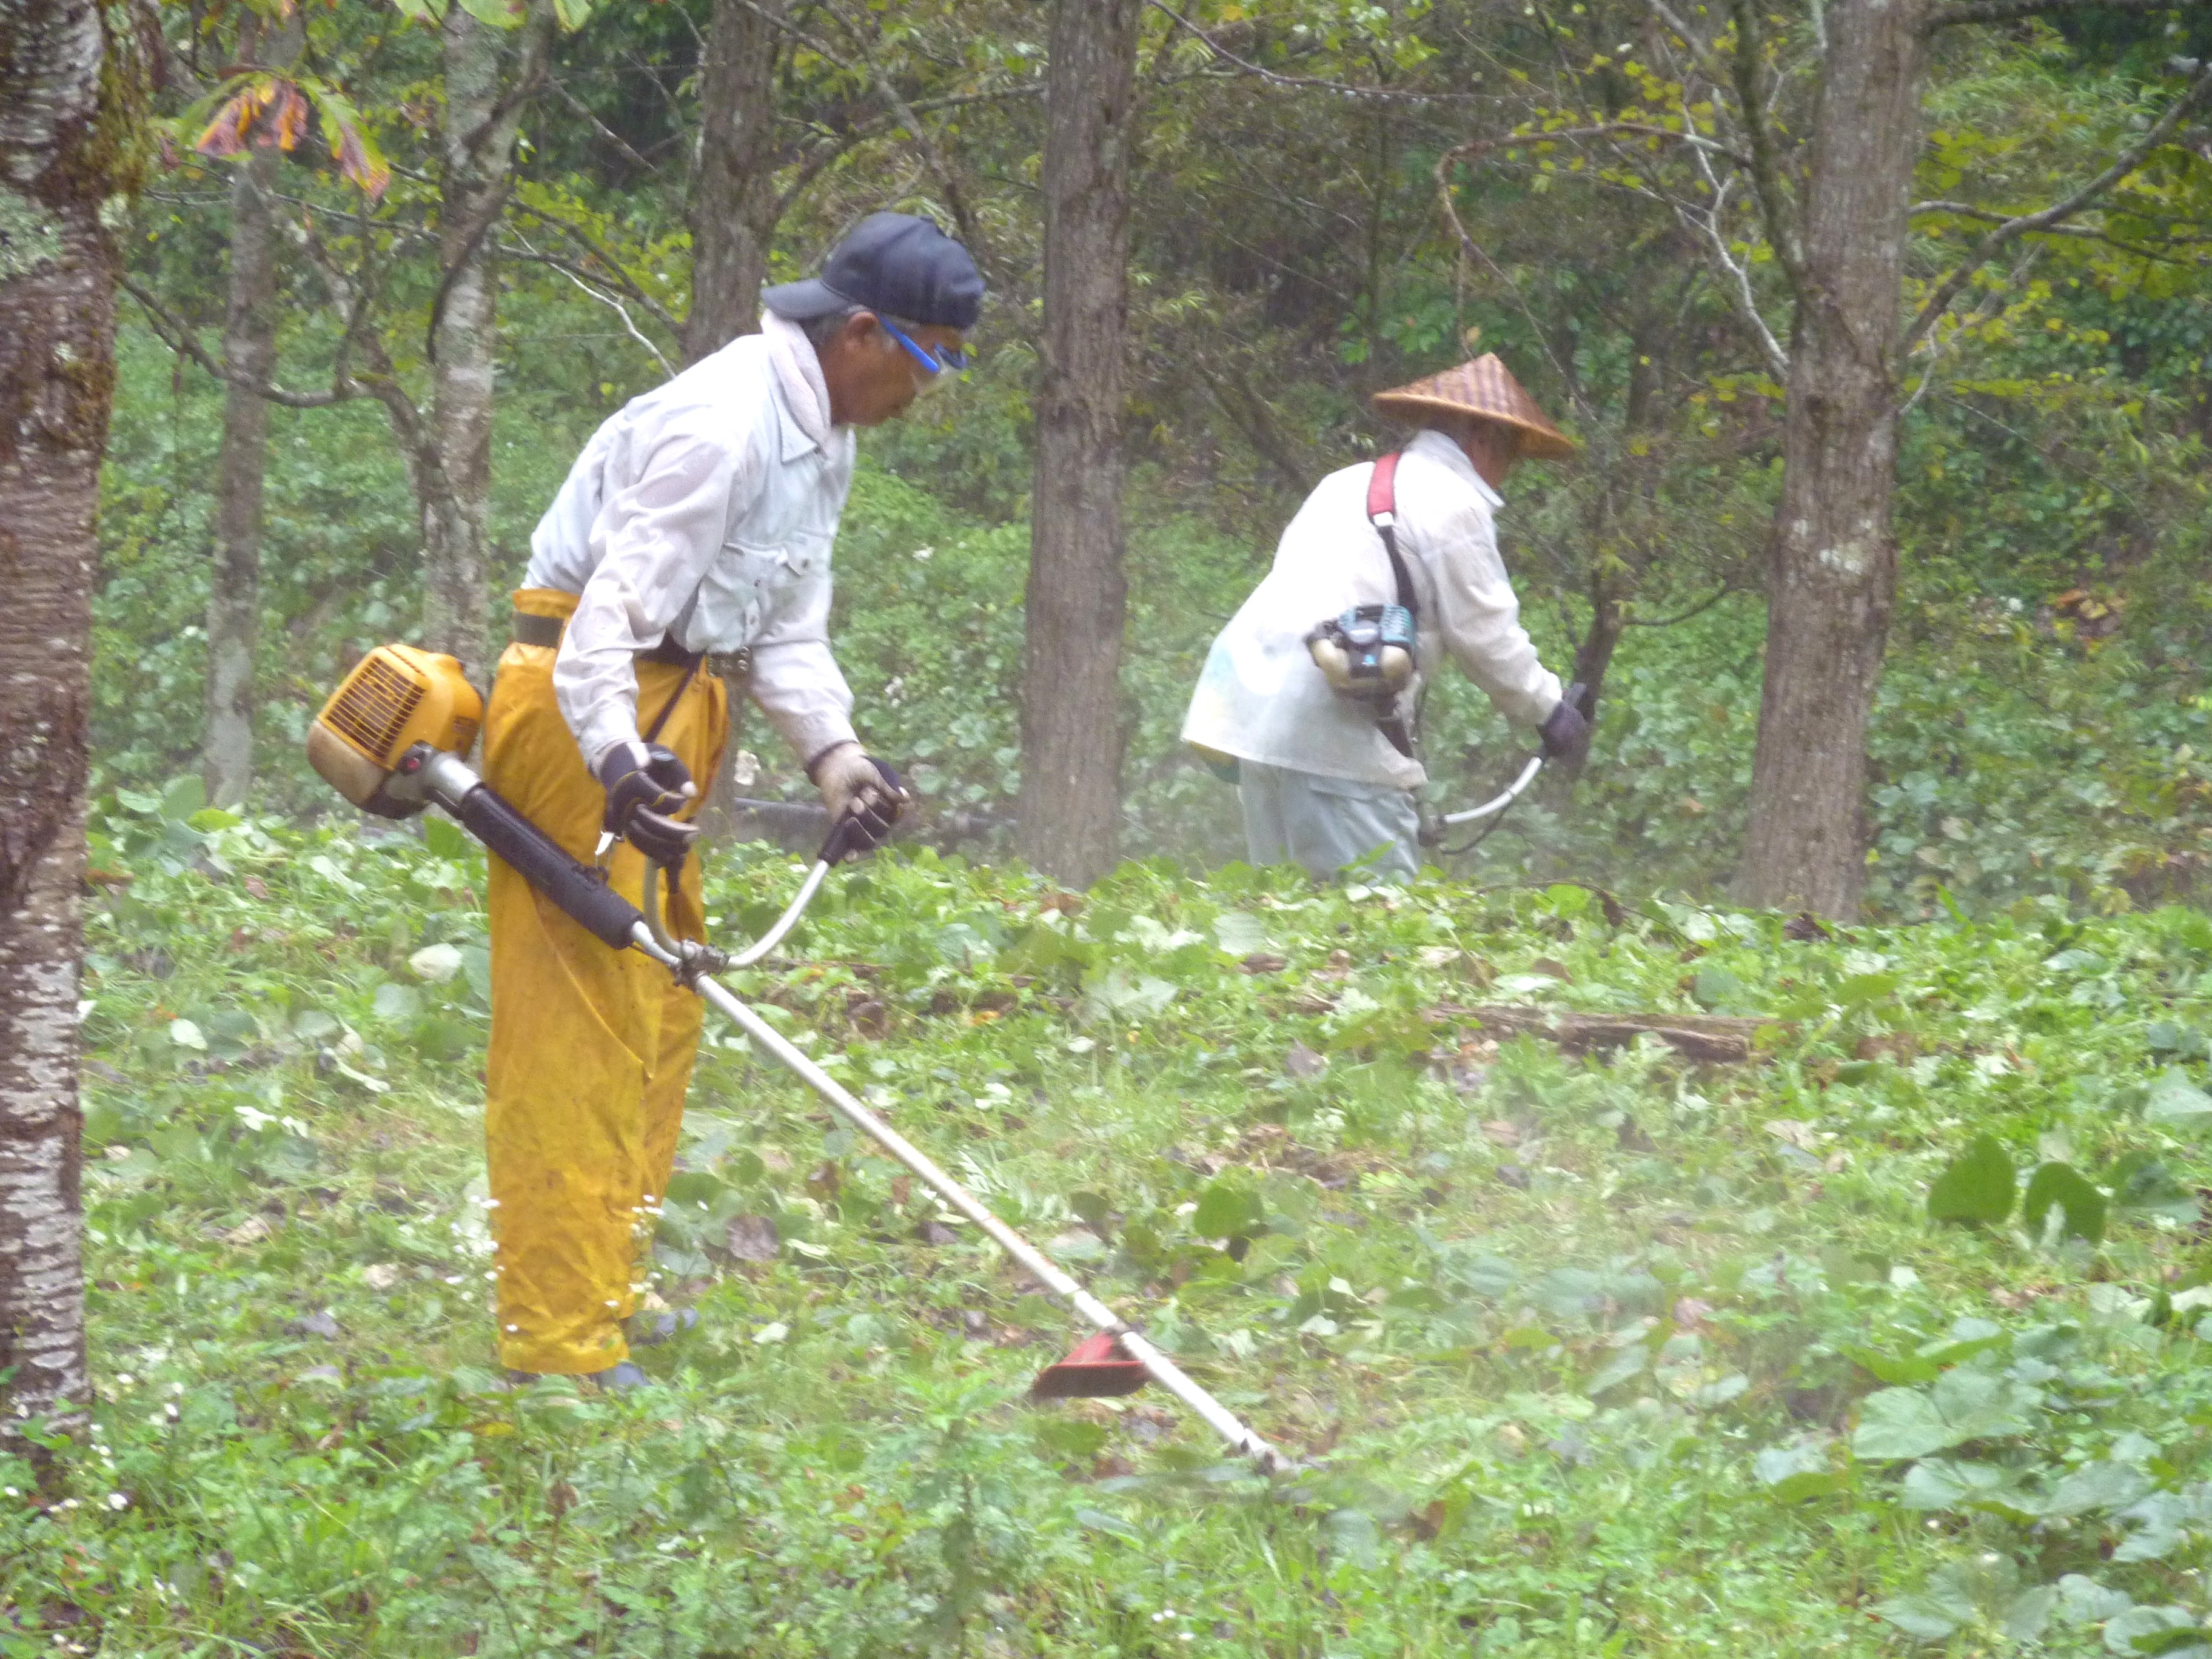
[763, 212, 984, 330]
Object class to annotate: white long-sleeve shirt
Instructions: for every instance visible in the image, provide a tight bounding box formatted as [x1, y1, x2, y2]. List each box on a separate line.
[1182, 426, 1561, 789]
[524, 313, 859, 770]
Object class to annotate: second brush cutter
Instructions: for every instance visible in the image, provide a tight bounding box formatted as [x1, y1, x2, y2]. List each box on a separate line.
[307, 645, 1289, 1473]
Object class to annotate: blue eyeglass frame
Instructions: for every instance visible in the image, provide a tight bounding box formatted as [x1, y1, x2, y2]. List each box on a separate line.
[879, 316, 971, 377]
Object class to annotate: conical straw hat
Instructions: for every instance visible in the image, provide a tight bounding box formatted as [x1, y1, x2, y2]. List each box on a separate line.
[1371, 354, 1576, 460]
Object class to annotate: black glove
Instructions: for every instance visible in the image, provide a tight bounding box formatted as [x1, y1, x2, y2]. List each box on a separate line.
[1538, 686, 1594, 767]
[596, 741, 700, 865]
[809, 744, 907, 864]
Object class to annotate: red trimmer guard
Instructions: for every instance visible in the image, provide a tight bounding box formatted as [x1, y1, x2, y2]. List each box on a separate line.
[1031, 1332, 1148, 1399]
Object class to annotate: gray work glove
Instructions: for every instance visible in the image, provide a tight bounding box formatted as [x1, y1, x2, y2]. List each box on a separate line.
[1538, 695, 1593, 768]
[808, 741, 909, 862]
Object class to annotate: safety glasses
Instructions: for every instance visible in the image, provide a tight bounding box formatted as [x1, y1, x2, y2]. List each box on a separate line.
[879, 317, 971, 392]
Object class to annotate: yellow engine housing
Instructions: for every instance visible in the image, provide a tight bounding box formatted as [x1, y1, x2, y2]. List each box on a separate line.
[308, 644, 484, 817]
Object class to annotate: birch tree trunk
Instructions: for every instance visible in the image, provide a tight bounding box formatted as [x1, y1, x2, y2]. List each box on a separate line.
[684, 0, 783, 367]
[1735, 0, 1925, 916]
[421, 4, 549, 682]
[204, 139, 281, 805]
[0, 0, 122, 1438]
[1015, 0, 1143, 886]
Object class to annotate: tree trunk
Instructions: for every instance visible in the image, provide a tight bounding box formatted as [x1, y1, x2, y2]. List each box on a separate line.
[204, 140, 281, 806]
[0, 0, 121, 1439]
[1735, 0, 1924, 916]
[686, 0, 785, 840]
[683, 0, 783, 367]
[422, 4, 549, 682]
[1014, 0, 1143, 886]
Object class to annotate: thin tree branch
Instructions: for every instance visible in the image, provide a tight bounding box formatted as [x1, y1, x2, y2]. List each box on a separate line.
[1622, 583, 1743, 628]
[501, 201, 684, 334]
[121, 275, 360, 409]
[504, 235, 676, 378]
[548, 75, 655, 175]
[1724, 0, 1808, 295]
[1902, 244, 2043, 415]
[805, 0, 990, 257]
[1902, 62, 2212, 351]
[1679, 167, 1791, 378]
[1145, 0, 1485, 102]
[1911, 198, 2202, 258]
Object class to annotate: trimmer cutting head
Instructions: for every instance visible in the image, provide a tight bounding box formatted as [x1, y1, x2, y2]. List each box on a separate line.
[1031, 1332, 1148, 1399]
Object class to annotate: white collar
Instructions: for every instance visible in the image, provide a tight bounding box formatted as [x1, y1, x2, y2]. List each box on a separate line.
[1407, 425, 1504, 509]
[760, 310, 837, 459]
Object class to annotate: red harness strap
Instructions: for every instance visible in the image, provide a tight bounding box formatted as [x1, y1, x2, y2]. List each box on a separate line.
[1367, 449, 1401, 529]
[1365, 451, 1415, 615]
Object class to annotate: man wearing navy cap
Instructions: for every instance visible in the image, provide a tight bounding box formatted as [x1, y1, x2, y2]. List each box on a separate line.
[481, 213, 982, 1385]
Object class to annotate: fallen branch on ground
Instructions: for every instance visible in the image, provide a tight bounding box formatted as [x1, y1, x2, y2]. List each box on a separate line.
[1430, 1004, 1775, 1063]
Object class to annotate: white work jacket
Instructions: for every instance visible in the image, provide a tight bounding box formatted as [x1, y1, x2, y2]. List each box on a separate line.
[1182, 426, 1561, 790]
[525, 312, 859, 771]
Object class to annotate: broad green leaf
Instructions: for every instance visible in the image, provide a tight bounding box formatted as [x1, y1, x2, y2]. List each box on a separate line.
[1853, 1371, 2038, 1460]
[1853, 1388, 1956, 1460]
[408, 942, 463, 984]
[2042, 1460, 2152, 1519]
[1002, 922, 1090, 977]
[1835, 971, 1898, 1008]
[1901, 1457, 2030, 1513]
[168, 1017, 207, 1052]
[1691, 964, 1743, 1010]
[1928, 1135, 2015, 1225]
[1929, 1368, 2040, 1442]
[2106, 1607, 2207, 1657]
[1879, 1556, 2048, 1644]
[1753, 1440, 1840, 1501]
[2148, 1021, 2209, 1060]
[1212, 911, 1270, 955]
[1082, 967, 1178, 1025]
[159, 776, 206, 822]
[1841, 1344, 1939, 1386]
[372, 983, 422, 1023]
[412, 1016, 474, 1062]
[2022, 1161, 2107, 1243]
[1584, 1345, 1651, 1396]
[1193, 1179, 1262, 1240]
[2110, 1151, 2200, 1222]
[421, 816, 471, 860]
[2145, 1068, 2212, 1129]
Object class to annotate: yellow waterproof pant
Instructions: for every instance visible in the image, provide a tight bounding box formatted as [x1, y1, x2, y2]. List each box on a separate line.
[482, 588, 728, 1375]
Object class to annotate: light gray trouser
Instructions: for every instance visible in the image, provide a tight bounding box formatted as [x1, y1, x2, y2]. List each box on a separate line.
[1238, 760, 1420, 883]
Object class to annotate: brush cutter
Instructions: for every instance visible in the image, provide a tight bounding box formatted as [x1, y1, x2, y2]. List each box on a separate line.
[309, 645, 1289, 1475]
[1418, 680, 1597, 856]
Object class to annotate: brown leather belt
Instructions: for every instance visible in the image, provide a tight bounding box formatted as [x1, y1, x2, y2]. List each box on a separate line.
[512, 610, 749, 677]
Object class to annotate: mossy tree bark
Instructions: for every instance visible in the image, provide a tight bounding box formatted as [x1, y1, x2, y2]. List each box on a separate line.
[1735, 0, 1924, 916]
[0, 0, 129, 1439]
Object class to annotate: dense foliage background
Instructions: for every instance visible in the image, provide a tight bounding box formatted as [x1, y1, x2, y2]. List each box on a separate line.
[101, 0, 2212, 917]
[13, 0, 2212, 1652]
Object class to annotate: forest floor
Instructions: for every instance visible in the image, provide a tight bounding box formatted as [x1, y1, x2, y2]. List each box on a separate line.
[10, 782, 2212, 1657]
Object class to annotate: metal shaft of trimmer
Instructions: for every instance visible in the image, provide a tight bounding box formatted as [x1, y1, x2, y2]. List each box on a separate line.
[626, 900, 1287, 1474]
[403, 746, 1285, 1473]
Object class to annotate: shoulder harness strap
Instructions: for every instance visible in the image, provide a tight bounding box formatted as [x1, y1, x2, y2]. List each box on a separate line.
[1366, 452, 1416, 617]
[1364, 451, 1419, 759]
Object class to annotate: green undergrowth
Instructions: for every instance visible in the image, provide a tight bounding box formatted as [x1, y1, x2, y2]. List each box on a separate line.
[13, 785, 2212, 1657]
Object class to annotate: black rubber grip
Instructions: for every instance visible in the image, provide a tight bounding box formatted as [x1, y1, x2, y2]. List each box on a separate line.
[451, 784, 643, 948]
